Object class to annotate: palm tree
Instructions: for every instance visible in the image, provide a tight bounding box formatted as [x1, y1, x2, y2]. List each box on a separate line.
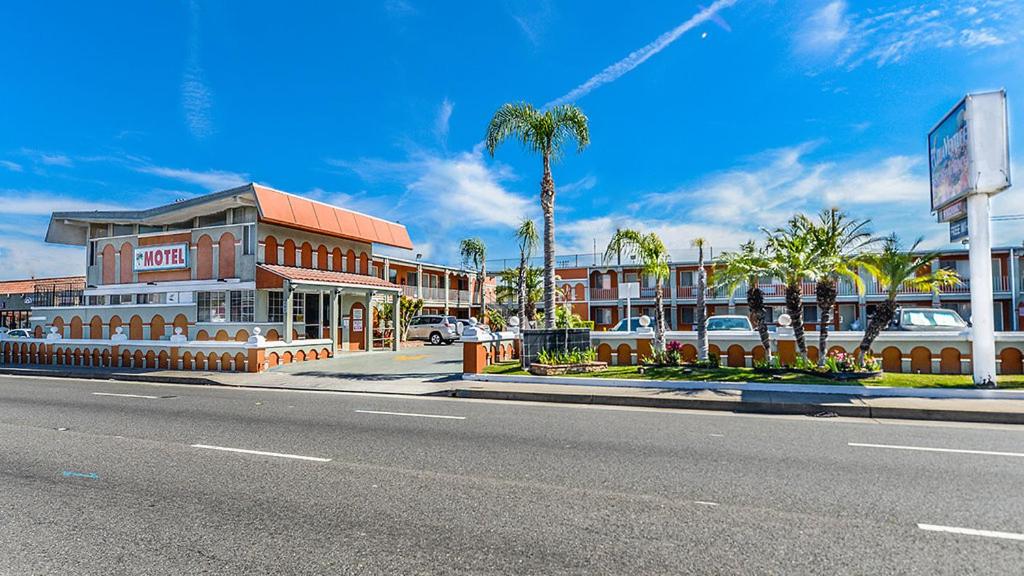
[805, 208, 875, 366]
[763, 216, 818, 361]
[605, 229, 671, 350]
[513, 218, 540, 329]
[692, 238, 709, 361]
[715, 241, 773, 365]
[857, 235, 958, 359]
[485, 103, 590, 329]
[459, 237, 487, 320]
[496, 266, 542, 322]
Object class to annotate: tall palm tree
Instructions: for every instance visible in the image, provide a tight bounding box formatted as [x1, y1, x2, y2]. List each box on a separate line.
[857, 235, 958, 359]
[693, 238, 709, 361]
[459, 237, 487, 320]
[485, 103, 590, 329]
[805, 208, 875, 366]
[605, 229, 671, 350]
[513, 218, 540, 329]
[496, 266, 542, 321]
[763, 216, 818, 361]
[715, 241, 773, 365]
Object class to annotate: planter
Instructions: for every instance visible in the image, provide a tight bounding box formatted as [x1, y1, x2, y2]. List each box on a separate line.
[521, 328, 591, 368]
[528, 361, 607, 376]
[755, 367, 883, 381]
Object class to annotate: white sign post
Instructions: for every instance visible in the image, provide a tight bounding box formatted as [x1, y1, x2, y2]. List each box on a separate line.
[929, 90, 1011, 386]
[619, 282, 640, 331]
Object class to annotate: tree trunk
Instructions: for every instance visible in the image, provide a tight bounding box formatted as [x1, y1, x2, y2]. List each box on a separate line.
[517, 254, 527, 329]
[785, 282, 807, 360]
[696, 248, 708, 361]
[541, 153, 556, 329]
[747, 283, 772, 365]
[654, 281, 665, 351]
[859, 298, 896, 360]
[815, 278, 838, 367]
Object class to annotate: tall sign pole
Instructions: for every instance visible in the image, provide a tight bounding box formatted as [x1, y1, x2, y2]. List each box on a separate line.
[929, 90, 1011, 386]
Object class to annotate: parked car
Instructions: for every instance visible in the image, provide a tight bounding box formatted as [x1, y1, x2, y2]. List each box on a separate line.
[406, 315, 458, 345]
[889, 307, 968, 332]
[610, 317, 647, 332]
[705, 315, 754, 331]
[0, 328, 33, 339]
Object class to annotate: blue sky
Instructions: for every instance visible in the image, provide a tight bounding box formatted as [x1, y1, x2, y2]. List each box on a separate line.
[1, 0, 1023, 279]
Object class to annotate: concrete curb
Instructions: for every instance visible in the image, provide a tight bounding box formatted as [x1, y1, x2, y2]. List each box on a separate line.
[0, 367, 222, 386]
[452, 386, 1024, 424]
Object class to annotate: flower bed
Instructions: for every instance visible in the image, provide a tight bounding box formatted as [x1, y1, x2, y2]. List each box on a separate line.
[529, 361, 608, 376]
[754, 350, 882, 381]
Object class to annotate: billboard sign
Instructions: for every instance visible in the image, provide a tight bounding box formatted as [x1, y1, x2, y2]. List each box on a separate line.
[619, 282, 640, 299]
[134, 243, 189, 272]
[929, 90, 1011, 212]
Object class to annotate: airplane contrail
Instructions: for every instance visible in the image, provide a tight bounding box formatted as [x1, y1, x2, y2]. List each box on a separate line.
[544, 0, 739, 109]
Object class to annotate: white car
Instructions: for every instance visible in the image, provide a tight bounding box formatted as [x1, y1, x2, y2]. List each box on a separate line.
[705, 315, 754, 332]
[1, 328, 33, 339]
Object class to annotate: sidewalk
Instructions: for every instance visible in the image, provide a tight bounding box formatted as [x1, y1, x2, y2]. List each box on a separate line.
[3, 364, 1024, 424]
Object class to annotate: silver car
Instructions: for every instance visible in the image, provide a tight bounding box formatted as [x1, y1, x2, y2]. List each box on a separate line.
[406, 315, 458, 345]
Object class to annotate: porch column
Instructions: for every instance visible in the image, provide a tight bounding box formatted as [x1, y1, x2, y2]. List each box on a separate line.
[284, 279, 294, 344]
[329, 287, 339, 351]
[669, 266, 678, 330]
[416, 264, 423, 298]
[392, 292, 401, 351]
[365, 290, 374, 352]
[444, 273, 450, 314]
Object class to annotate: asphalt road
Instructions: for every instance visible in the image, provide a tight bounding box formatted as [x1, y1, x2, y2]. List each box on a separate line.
[0, 375, 1022, 575]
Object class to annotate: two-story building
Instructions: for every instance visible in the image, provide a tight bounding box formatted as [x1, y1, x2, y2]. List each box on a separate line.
[36, 183, 412, 352]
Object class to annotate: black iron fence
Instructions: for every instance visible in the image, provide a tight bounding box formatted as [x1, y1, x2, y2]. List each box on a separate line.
[32, 282, 85, 308]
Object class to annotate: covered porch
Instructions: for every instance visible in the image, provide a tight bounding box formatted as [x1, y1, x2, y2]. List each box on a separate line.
[256, 264, 402, 352]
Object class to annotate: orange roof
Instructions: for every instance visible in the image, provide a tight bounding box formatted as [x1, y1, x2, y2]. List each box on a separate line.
[253, 184, 413, 250]
[257, 264, 400, 291]
[0, 276, 85, 295]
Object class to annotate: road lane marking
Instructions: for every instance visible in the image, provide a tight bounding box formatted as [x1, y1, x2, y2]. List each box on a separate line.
[693, 501, 719, 506]
[355, 409, 466, 420]
[849, 442, 1024, 458]
[92, 392, 161, 399]
[918, 524, 1024, 541]
[190, 444, 331, 462]
[62, 471, 99, 479]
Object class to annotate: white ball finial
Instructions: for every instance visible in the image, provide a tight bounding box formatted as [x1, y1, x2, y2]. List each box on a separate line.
[174, 327, 183, 335]
[253, 326, 262, 335]
[508, 316, 520, 327]
[115, 326, 124, 334]
[50, 326, 57, 334]
[777, 313, 792, 328]
[639, 314, 651, 328]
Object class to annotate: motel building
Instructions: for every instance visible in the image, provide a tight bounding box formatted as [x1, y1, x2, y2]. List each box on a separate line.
[508, 247, 1024, 333]
[9, 183, 480, 372]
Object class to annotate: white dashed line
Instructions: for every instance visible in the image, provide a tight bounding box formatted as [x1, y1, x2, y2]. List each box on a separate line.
[355, 410, 466, 420]
[918, 524, 1024, 541]
[849, 442, 1024, 458]
[92, 392, 160, 399]
[191, 444, 331, 462]
[693, 501, 719, 506]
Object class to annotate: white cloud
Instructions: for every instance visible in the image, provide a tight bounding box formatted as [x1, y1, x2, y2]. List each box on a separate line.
[559, 174, 598, 196]
[795, 0, 1022, 69]
[134, 165, 250, 191]
[545, 0, 739, 108]
[0, 235, 84, 279]
[0, 160, 22, 172]
[795, 1, 850, 54]
[0, 191, 122, 215]
[384, 0, 416, 17]
[434, 98, 454, 145]
[182, 0, 213, 138]
[507, 0, 553, 46]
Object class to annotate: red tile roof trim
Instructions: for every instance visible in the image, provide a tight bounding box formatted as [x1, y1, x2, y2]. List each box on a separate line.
[0, 276, 86, 295]
[257, 264, 400, 291]
[252, 184, 414, 250]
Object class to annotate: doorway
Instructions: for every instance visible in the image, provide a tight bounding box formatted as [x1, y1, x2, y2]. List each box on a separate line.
[304, 293, 321, 339]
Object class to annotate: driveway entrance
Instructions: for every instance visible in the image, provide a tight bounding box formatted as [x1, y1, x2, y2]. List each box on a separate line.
[269, 342, 462, 383]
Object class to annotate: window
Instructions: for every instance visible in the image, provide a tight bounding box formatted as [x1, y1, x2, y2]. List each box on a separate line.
[112, 224, 134, 237]
[231, 206, 257, 224]
[110, 294, 133, 305]
[242, 225, 255, 256]
[292, 295, 305, 324]
[137, 293, 161, 304]
[230, 291, 254, 323]
[197, 291, 227, 322]
[407, 272, 418, 287]
[89, 241, 97, 266]
[389, 269, 398, 282]
[166, 219, 193, 230]
[89, 224, 109, 238]
[600, 274, 611, 290]
[679, 271, 694, 286]
[268, 292, 284, 322]
[680, 306, 695, 324]
[198, 211, 227, 228]
[87, 295, 105, 306]
[624, 272, 638, 283]
[596, 308, 612, 324]
[138, 225, 163, 234]
[803, 305, 818, 323]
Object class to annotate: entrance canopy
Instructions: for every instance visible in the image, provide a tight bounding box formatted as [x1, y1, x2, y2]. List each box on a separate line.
[256, 264, 400, 292]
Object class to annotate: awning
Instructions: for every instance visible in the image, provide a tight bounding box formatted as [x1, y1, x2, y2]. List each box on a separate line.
[256, 264, 401, 292]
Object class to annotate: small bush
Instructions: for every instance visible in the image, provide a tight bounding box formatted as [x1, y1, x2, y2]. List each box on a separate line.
[536, 347, 596, 365]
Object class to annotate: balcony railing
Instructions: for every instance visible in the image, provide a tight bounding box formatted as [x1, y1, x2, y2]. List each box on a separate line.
[448, 289, 472, 303]
[590, 288, 618, 300]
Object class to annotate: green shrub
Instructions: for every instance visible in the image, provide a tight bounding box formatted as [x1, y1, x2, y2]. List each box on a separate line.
[536, 347, 596, 365]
